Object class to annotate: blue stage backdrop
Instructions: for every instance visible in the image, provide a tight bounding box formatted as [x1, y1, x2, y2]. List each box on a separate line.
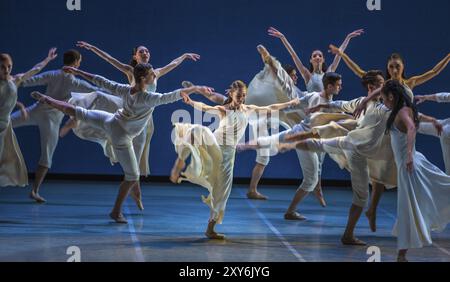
[1, 0, 449, 180]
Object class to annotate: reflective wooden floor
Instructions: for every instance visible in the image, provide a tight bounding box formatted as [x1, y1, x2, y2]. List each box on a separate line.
[0, 181, 449, 262]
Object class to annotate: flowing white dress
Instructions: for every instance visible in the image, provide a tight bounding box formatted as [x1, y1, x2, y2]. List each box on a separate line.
[173, 108, 250, 224]
[391, 125, 450, 250]
[69, 81, 157, 173]
[0, 80, 28, 187]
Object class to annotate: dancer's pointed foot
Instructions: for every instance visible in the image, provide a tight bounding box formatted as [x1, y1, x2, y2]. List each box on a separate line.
[313, 186, 327, 207]
[29, 191, 46, 203]
[257, 44, 272, 64]
[341, 236, 367, 246]
[205, 230, 226, 240]
[284, 211, 307, 221]
[365, 210, 377, 232]
[247, 191, 268, 200]
[59, 118, 77, 138]
[31, 91, 47, 103]
[170, 158, 185, 184]
[109, 212, 128, 224]
[130, 188, 144, 211]
[182, 81, 194, 88]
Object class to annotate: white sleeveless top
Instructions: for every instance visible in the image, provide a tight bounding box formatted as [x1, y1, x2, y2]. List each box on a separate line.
[213, 108, 249, 146]
[306, 72, 324, 93]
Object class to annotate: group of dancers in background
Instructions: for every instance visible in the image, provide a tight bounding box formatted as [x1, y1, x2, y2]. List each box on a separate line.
[1, 27, 449, 262]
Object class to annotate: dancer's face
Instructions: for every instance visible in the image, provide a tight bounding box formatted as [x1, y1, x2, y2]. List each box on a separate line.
[142, 68, 157, 85]
[381, 91, 394, 109]
[0, 57, 12, 80]
[387, 59, 404, 80]
[310, 50, 324, 69]
[289, 70, 298, 85]
[326, 79, 342, 96]
[230, 89, 247, 105]
[134, 46, 150, 64]
[368, 75, 385, 92]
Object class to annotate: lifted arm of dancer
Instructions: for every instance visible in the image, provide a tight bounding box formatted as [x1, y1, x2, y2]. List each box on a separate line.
[155, 53, 200, 78]
[76, 41, 134, 82]
[415, 92, 450, 104]
[419, 112, 443, 136]
[407, 53, 450, 89]
[329, 44, 366, 78]
[268, 27, 311, 84]
[246, 97, 301, 113]
[182, 92, 224, 116]
[14, 48, 58, 86]
[63, 66, 129, 97]
[328, 29, 364, 72]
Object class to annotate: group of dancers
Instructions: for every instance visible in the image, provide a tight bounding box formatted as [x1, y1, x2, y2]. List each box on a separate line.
[1, 27, 449, 262]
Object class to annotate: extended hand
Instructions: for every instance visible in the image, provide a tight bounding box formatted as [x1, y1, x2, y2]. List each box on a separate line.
[184, 53, 201, 61]
[268, 27, 285, 39]
[76, 41, 93, 50]
[47, 48, 58, 61]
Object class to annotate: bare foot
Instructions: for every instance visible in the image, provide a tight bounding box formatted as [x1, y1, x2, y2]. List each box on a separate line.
[170, 158, 185, 184]
[313, 186, 327, 207]
[341, 236, 367, 246]
[30, 91, 47, 103]
[130, 187, 144, 211]
[29, 191, 46, 203]
[284, 211, 307, 221]
[247, 191, 268, 200]
[182, 81, 194, 88]
[257, 45, 271, 64]
[59, 118, 77, 138]
[109, 212, 128, 224]
[205, 230, 226, 240]
[365, 210, 377, 232]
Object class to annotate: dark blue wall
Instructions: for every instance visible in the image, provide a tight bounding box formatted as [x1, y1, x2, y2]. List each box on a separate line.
[1, 0, 449, 180]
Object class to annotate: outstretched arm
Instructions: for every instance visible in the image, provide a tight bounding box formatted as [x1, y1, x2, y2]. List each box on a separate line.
[329, 44, 366, 78]
[182, 90, 224, 115]
[155, 53, 200, 78]
[77, 41, 134, 82]
[407, 53, 450, 89]
[14, 48, 58, 86]
[415, 92, 450, 104]
[419, 112, 443, 136]
[246, 97, 300, 113]
[328, 29, 364, 72]
[63, 66, 129, 97]
[268, 27, 311, 83]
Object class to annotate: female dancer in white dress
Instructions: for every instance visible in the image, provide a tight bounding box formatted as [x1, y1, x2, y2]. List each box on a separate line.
[170, 80, 300, 239]
[381, 80, 449, 262]
[245, 27, 363, 204]
[60, 42, 200, 209]
[332, 46, 450, 172]
[0, 49, 57, 187]
[415, 92, 450, 174]
[330, 45, 450, 223]
[31, 63, 213, 224]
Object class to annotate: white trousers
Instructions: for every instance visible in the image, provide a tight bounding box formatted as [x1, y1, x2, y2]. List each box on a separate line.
[418, 118, 450, 174]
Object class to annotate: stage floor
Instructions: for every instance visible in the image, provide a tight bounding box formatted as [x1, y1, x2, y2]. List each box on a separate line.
[0, 180, 449, 262]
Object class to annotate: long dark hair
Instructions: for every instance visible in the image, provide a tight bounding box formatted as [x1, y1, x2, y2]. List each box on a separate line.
[222, 80, 247, 105]
[384, 80, 419, 134]
[386, 53, 407, 80]
[133, 63, 153, 84]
